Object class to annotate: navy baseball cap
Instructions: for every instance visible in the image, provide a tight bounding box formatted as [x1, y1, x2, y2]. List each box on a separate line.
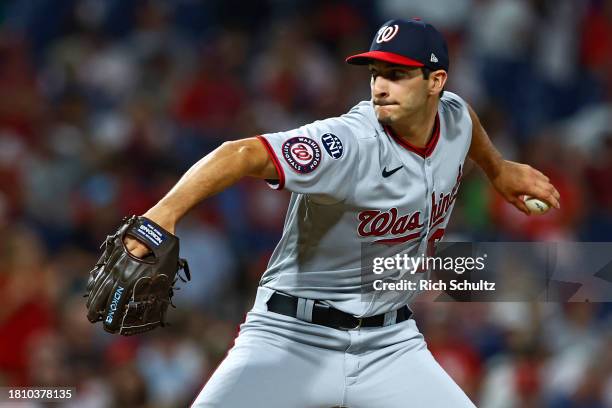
[346, 18, 449, 72]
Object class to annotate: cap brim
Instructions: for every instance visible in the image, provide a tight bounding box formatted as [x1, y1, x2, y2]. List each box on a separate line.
[345, 51, 424, 67]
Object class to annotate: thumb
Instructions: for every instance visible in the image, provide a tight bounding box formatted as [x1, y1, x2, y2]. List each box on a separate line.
[511, 196, 531, 215]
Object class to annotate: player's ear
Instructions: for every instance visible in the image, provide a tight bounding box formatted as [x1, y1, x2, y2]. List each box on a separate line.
[429, 70, 447, 97]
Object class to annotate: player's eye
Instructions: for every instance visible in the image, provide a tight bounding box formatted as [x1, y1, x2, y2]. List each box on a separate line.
[370, 68, 409, 81]
[388, 70, 407, 80]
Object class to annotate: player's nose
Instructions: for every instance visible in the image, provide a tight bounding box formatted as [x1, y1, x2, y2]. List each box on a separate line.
[371, 75, 389, 99]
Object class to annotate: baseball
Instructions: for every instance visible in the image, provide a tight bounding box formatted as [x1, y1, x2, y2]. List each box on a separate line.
[523, 195, 550, 215]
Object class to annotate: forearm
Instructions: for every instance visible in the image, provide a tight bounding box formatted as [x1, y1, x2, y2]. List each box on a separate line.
[147, 138, 274, 226]
[467, 105, 504, 179]
[464, 105, 561, 213]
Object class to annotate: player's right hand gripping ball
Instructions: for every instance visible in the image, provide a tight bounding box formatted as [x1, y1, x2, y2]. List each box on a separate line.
[85, 216, 190, 335]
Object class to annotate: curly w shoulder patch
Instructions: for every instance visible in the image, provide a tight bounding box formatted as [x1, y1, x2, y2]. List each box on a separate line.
[282, 137, 322, 174]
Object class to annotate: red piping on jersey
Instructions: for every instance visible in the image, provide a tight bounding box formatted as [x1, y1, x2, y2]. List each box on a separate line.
[384, 113, 440, 158]
[374, 231, 421, 244]
[256, 135, 285, 190]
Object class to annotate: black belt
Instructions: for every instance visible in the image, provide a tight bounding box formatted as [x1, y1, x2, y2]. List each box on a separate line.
[266, 291, 412, 330]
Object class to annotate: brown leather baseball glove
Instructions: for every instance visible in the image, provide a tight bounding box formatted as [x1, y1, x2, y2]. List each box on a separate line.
[85, 216, 190, 335]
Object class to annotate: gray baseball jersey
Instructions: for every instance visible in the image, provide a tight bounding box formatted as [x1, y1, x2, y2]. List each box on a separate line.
[192, 92, 476, 408]
[256, 91, 472, 317]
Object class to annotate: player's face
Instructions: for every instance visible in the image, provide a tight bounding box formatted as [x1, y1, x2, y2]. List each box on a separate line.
[369, 62, 429, 124]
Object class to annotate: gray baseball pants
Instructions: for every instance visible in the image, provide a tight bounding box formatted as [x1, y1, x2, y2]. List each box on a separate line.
[191, 286, 475, 407]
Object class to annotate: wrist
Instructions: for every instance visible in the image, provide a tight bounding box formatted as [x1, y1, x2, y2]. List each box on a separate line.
[480, 156, 504, 180]
[142, 202, 180, 232]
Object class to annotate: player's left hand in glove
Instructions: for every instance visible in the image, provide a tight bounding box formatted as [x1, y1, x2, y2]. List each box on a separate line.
[85, 216, 190, 335]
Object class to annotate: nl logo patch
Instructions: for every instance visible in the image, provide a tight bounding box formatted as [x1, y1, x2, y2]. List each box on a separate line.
[321, 133, 344, 160]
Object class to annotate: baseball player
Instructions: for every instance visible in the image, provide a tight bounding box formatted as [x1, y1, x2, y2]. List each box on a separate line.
[126, 19, 560, 407]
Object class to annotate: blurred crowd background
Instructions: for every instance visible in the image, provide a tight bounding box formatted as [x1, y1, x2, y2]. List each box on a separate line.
[0, 0, 611, 407]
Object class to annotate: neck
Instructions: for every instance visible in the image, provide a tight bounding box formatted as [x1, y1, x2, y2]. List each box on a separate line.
[389, 99, 439, 148]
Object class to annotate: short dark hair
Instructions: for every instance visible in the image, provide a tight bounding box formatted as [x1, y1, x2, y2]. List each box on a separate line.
[421, 67, 445, 98]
